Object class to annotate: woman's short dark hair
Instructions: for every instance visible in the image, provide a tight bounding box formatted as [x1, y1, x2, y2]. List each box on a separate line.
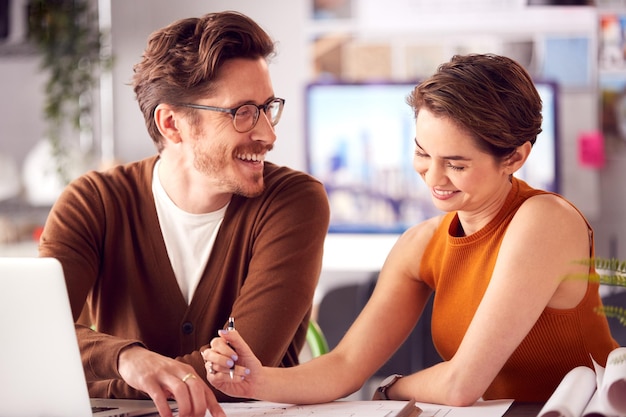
[407, 53, 543, 159]
[132, 11, 276, 150]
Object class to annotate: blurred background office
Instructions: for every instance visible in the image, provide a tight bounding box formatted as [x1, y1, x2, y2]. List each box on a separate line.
[2, 0, 624, 257]
[2, 0, 626, 398]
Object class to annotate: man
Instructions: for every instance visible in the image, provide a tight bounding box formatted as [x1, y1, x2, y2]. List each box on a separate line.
[39, 11, 330, 417]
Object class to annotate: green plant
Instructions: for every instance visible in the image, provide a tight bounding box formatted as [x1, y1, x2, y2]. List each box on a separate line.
[27, 0, 112, 183]
[593, 258, 626, 287]
[592, 258, 626, 326]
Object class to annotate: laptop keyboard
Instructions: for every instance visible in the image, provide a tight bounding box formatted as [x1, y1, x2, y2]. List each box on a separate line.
[92, 406, 118, 413]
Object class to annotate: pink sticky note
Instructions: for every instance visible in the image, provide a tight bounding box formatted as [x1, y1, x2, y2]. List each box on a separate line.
[578, 131, 605, 169]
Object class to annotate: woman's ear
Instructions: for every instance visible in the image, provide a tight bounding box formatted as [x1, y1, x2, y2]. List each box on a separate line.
[506, 141, 532, 174]
[154, 103, 183, 144]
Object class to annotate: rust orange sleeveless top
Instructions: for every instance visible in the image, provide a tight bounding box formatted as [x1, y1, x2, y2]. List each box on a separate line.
[419, 177, 618, 401]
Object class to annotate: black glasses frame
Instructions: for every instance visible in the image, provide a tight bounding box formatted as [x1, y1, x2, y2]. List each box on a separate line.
[178, 97, 285, 133]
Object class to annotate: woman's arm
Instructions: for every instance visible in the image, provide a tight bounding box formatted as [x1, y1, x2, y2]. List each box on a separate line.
[207, 195, 590, 406]
[204, 217, 440, 403]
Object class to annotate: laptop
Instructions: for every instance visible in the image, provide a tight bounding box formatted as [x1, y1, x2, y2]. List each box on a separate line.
[0, 257, 177, 417]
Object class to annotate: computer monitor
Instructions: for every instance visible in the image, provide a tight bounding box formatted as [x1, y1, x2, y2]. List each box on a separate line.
[304, 80, 559, 234]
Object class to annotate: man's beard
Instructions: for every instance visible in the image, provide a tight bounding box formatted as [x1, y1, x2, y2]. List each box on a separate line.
[192, 140, 266, 198]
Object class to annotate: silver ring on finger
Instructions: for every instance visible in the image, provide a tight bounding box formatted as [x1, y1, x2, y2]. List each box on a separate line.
[208, 362, 216, 375]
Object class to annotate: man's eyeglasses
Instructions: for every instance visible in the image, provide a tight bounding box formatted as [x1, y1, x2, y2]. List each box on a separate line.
[178, 97, 285, 133]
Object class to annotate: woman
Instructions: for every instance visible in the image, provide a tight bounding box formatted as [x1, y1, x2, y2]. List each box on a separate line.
[202, 53, 618, 406]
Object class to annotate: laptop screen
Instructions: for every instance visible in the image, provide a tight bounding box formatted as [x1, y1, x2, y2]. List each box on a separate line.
[0, 257, 170, 417]
[0, 257, 93, 416]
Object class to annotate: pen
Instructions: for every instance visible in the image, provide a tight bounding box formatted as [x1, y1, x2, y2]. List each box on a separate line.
[228, 317, 235, 379]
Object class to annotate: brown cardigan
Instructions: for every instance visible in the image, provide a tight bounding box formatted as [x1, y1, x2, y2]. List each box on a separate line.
[39, 156, 330, 401]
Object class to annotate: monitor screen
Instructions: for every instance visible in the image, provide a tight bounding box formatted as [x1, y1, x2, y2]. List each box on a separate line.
[305, 81, 559, 234]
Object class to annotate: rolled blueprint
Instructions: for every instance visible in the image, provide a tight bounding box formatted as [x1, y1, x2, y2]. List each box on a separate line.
[537, 366, 597, 417]
[598, 347, 626, 415]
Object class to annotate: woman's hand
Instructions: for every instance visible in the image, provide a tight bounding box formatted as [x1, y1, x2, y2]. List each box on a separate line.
[202, 329, 263, 399]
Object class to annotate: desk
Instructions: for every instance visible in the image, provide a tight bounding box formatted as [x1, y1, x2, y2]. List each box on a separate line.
[218, 400, 540, 416]
[504, 402, 543, 416]
[316, 234, 398, 306]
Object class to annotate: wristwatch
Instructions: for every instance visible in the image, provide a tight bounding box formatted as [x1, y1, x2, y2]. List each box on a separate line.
[372, 374, 403, 400]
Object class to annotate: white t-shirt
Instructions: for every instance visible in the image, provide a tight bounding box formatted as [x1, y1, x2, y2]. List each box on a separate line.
[152, 161, 227, 304]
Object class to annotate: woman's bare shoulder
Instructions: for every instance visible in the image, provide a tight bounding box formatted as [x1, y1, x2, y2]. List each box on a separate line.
[388, 215, 446, 263]
[401, 215, 445, 242]
[515, 193, 587, 233]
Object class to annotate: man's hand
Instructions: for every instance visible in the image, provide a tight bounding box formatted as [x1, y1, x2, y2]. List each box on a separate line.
[118, 345, 225, 417]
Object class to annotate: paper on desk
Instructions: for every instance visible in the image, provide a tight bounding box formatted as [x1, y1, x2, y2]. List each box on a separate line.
[538, 347, 626, 417]
[537, 365, 597, 417]
[594, 346, 626, 416]
[413, 399, 512, 417]
[581, 389, 611, 417]
[217, 399, 513, 417]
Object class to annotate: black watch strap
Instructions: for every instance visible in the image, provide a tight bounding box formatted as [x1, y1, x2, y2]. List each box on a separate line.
[373, 374, 403, 400]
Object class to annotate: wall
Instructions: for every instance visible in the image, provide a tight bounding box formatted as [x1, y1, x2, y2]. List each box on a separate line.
[0, 0, 46, 168]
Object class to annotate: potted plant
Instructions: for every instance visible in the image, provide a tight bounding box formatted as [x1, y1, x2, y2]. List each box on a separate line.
[593, 258, 626, 327]
[26, 0, 111, 185]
